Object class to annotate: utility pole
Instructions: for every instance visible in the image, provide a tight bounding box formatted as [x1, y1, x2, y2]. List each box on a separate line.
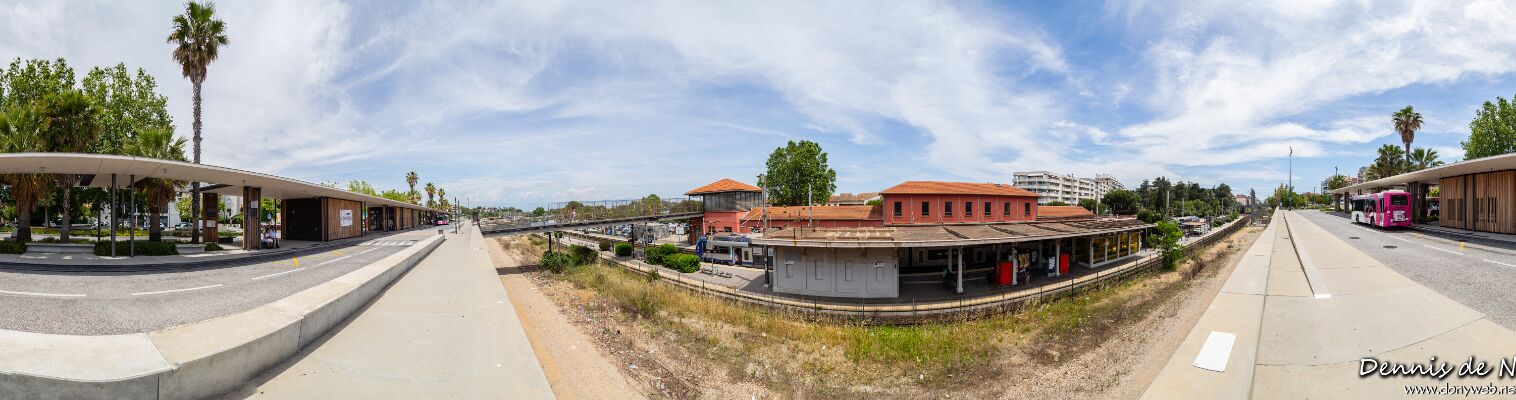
[1288, 146, 1294, 209]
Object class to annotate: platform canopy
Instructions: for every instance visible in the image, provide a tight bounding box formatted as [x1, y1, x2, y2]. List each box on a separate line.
[0, 152, 434, 211]
[1331, 152, 1516, 195]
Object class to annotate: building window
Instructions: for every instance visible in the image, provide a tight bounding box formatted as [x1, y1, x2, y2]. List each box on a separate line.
[945, 201, 954, 217]
[724, 226, 732, 232]
[921, 201, 931, 216]
[1004, 202, 1011, 216]
[984, 202, 991, 217]
[893, 201, 903, 217]
[1024, 203, 1032, 216]
[965, 201, 973, 217]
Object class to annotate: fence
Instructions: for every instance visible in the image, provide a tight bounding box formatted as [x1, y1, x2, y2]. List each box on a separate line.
[553, 214, 1253, 324]
[478, 197, 702, 234]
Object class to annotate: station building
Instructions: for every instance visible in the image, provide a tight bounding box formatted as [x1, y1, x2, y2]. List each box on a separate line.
[684, 178, 1152, 299]
[1332, 152, 1516, 235]
[0, 153, 441, 250]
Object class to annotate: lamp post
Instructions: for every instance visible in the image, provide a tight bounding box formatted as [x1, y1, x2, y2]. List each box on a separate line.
[1288, 146, 1294, 209]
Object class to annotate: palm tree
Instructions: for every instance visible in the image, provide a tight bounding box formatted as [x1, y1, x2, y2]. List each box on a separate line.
[168, 0, 229, 244]
[40, 89, 103, 242]
[1368, 144, 1408, 179]
[1408, 147, 1444, 171]
[405, 171, 419, 204]
[126, 127, 188, 242]
[424, 182, 436, 208]
[0, 106, 55, 243]
[436, 188, 446, 210]
[1393, 106, 1423, 164]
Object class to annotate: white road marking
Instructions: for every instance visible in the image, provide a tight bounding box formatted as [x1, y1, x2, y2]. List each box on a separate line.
[251, 269, 303, 280]
[0, 289, 86, 298]
[1193, 331, 1237, 372]
[1423, 245, 1461, 255]
[320, 255, 354, 265]
[1387, 235, 1412, 243]
[1485, 259, 1516, 268]
[131, 284, 223, 296]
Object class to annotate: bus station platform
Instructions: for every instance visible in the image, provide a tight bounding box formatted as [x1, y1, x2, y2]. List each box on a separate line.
[1144, 210, 1516, 399]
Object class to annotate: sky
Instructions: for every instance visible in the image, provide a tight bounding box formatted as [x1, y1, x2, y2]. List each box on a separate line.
[3, 0, 1515, 208]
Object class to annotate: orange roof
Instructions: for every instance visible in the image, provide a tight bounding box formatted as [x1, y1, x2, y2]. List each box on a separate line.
[1038, 205, 1094, 218]
[879, 181, 1039, 197]
[741, 205, 883, 221]
[685, 178, 762, 195]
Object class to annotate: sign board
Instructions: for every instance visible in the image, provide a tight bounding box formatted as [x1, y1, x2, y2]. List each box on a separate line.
[340, 210, 354, 227]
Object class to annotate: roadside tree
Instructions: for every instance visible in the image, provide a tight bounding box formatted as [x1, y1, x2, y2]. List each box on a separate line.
[757, 140, 836, 206]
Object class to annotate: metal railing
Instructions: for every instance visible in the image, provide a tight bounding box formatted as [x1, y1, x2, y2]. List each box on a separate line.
[478, 197, 702, 235]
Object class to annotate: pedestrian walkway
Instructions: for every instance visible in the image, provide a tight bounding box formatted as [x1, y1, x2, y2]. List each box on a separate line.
[230, 222, 554, 399]
[1144, 211, 1516, 399]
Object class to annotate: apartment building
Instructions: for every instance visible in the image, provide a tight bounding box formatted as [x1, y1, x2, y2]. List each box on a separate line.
[1013, 171, 1125, 205]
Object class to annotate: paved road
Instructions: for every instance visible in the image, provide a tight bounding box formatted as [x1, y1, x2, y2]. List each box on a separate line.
[1295, 210, 1516, 330]
[0, 229, 437, 335]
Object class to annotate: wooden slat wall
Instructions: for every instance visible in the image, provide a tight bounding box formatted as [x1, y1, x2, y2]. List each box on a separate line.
[325, 198, 364, 240]
[1441, 176, 1467, 230]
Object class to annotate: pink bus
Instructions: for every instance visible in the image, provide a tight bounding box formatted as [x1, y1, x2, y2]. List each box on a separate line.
[1350, 190, 1412, 228]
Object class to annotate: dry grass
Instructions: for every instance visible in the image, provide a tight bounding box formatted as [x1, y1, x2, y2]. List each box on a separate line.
[501, 227, 1259, 398]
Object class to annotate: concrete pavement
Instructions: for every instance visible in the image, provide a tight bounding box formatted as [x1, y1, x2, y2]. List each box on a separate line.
[1145, 210, 1516, 399]
[231, 222, 553, 399]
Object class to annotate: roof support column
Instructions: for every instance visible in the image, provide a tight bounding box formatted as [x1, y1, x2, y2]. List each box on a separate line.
[956, 246, 964, 294]
[109, 174, 116, 257]
[129, 175, 136, 258]
[242, 186, 262, 250]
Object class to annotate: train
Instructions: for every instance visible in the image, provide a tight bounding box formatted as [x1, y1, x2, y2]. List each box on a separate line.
[1349, 190, 1412, 228]
[696, 234, 756, 267]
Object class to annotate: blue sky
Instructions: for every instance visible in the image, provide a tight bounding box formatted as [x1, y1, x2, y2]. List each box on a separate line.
[4, 1, 1515, 207]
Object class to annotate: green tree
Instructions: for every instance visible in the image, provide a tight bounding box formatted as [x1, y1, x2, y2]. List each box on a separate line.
[405, 171, 419, 204]
[168, 0, 229, 244]
[0, 106, 53, 242]
[1364, 144, 1408, 180]
[81, 63, 173, 155]
[1325, 174, 1349, 190]
[436, 187, 446, 208]
[1102, 190, 1141, 215]
[1407, 147, 1444, 171]
[531, 207, 546, 217]
[1393, 106, 1423, 164]
[1153, 220, 1184, 270]
[756, 140, 836, 206]
[125, 127, 187, 242]
[1462, 93, 1516, 160]
[424, 182, 436, 208]
[1044, 200, 1070, 206]
[40, 89, 103, 242]
[379, 189, 409, 203]
[0, 58, 76, 109]
[347, 180, 377, 196]
[1077, 198, 1097, 212]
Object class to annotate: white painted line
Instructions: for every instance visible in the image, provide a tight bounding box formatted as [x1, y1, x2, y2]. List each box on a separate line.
[1387, 235, 1412, 243]
[0, 289, 86, 298]
[320, 255, 354, 265]
[1424, 245, 1461, 255]
[1485, 259, 1516, 268]
[1313, 293, 1333, 299]
[131, 284, 224, 296]
[1193, 331, 1236, 372]
[252, 269, 303, 280]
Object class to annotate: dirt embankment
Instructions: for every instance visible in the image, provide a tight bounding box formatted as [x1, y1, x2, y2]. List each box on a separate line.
[494, 227, 1262, 399]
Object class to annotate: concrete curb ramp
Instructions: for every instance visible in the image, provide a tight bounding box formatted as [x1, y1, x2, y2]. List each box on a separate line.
[0, 234, 446, 399]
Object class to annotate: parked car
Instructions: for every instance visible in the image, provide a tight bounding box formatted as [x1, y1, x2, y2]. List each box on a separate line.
[173, 222, 191, 229]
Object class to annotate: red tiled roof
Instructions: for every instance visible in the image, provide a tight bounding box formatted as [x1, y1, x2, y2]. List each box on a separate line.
[1038, 205, 1094, 218]
[741, 205, 883, 221]
[685, 178, 762, 195]
[879, 181, 1039, 197]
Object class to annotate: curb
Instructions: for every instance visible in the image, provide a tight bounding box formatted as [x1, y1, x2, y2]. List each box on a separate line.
[0, 234, 447, 399]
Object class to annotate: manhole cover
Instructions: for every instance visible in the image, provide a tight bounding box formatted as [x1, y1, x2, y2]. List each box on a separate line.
[1383, 245, 1398, 249]
[1349, 236, 1360, 239]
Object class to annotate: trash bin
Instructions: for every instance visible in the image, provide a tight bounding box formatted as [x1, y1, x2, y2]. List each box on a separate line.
[995, 261, 1014, 286]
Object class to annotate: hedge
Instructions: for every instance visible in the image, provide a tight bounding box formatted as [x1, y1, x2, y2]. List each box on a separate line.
[613, 242, 633, 257]
[597, 241, 611, 251]
[94, 241, 179, 256]
[664, 253, 700, 273]
[645, 244, 679, 265]
[0, 241, 25, 254]
[205, 242, 224, 251]
[569, 244, 598, 266]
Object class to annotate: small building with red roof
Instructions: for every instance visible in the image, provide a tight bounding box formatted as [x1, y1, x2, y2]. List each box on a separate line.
[879, 181, 1040, 225]
[685, 178, 764, 240]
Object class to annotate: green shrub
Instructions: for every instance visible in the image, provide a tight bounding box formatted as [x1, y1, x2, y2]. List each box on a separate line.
[1153, 221, 1185, 270]
[0, 241, 25, 254]
[664, 253, 700, 273]
[569, 244, 598, 266]
[93, 241, 180, 256]
[597, 241, 611, 251]
[645, 244, 679, 265]
[614, 242, 633, 257]
[205, 242, 223, 251]
[538, 251, 575, 273]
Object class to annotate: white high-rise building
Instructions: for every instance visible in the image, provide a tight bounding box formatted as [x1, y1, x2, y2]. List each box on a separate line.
[1013, 171, 1126, 205]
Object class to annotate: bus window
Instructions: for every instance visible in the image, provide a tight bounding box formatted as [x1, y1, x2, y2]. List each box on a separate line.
[1391, 195, 1408, 206]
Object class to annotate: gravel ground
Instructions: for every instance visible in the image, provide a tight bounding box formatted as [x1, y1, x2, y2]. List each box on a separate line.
[0, 231, 430, 335]
[1295, 210, 1516, 330]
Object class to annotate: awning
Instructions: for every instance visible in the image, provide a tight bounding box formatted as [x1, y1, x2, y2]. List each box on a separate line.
[1332, 152, 1516, 194]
